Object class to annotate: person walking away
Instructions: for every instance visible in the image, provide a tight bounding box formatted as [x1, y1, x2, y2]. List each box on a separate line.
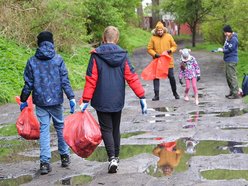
[80, 26, 147, 174]
[19, 31, 76, 175]
[178, 49, 201, 105]
[217, 25, 241, 99]
[147, 21, 179, 101]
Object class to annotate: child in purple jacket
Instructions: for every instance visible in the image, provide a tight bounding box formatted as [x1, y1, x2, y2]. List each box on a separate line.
[178, 49, 201, 105]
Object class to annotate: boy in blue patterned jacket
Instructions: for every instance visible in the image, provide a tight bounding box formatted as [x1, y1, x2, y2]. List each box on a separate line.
[19, 31, 76, 175]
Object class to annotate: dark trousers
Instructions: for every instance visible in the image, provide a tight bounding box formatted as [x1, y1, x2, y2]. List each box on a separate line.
[96, 111, 122, 160]
[153, 68, 177, 95]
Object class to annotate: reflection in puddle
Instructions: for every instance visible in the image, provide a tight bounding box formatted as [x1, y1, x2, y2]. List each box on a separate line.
[121, 131, 147, 138]
[221, 126, 248, 130]
[87, 145, 154, 162]
[0, 175, 32, 185]
[189, 108, 248, 117]
[149, 107, 177, 112]
[152, 141, 182, 176]
[55, 175, 92, 185]
[147, 139, 248, 177]
[187, 111, 200, 123]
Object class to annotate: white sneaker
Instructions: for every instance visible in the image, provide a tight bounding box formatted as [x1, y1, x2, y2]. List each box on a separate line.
[195, 99, 199, 105]
[184, 95, 189, 101]
[108, 159, 118, 173]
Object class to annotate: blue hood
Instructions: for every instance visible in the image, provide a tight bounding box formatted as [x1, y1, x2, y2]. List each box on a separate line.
[94, 43, 127, 67]
[35, 41, 55, 60]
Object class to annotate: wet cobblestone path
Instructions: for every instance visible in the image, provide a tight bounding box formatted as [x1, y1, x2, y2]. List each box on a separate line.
[0, 46, 248, 186]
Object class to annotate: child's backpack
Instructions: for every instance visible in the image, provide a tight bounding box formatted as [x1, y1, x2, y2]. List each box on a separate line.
[242, 74, 248, 97]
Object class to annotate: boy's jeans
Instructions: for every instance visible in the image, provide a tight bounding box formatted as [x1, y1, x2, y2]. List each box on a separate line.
[36, 105, 69, 163]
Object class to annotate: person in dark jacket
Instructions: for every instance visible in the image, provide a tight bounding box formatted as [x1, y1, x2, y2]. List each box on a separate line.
[19, 31, 76, 175]
[80, 26, 147, 174]
[218, 25, 241, 99]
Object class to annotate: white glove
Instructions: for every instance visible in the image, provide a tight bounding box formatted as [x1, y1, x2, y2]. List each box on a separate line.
[217, 48, 223, 52]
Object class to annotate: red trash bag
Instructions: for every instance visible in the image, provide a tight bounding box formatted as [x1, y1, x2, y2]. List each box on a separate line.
[141, 52, 171, 80]
[15, 96, 40, 140]
[63, 111, 102, 158]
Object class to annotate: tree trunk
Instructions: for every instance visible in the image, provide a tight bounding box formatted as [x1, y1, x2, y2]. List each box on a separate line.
[191, 23, 197, 47]
[137, 0, 144, 28]
[151, 0, 160, 28]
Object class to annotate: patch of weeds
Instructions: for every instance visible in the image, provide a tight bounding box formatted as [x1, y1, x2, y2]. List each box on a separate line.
[201, 169, 248, 181]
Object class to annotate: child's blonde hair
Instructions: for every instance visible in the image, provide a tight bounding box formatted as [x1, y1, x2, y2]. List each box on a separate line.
[103, 26, 119, 44]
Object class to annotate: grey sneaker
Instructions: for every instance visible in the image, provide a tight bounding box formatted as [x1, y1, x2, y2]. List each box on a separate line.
[108, 158, 118, 173]
[61, 154, 70, 167]
[40, 162, 52, 175]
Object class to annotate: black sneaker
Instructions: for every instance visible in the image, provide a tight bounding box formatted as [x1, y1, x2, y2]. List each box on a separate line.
[61, 154, 70, 167]
[227, 94, 242, 99]
[174, 93, 180, 99]
[40, 162, 52, 175]
[108, 158, 118, 173]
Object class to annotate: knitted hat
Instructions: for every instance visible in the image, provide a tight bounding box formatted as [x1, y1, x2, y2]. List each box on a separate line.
[156, 21, 164, 30]
[223, 25, 233, 33]
[180, 48, 191, 61]
[37, 31, 54, 46]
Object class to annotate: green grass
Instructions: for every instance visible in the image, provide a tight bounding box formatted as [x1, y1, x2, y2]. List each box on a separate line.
[0, 27, 151, 105]
[0, 124, 17, 136]
[202, 169, 248, 181]
[123, 27, 151, 54]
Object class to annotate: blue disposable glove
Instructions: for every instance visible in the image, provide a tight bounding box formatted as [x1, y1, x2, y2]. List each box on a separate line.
[80, 102, 89, 112]
[140, 98, 147, 115]
[20, 102, 28, 111]
[69, 99, 76, 114]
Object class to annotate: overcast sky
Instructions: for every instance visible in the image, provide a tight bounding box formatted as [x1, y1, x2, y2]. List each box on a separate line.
[142, 0, 151, 7]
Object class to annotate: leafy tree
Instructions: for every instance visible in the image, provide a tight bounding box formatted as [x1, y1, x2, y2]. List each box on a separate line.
[161, 0, 220, 47]
[201, 0, 248, 51]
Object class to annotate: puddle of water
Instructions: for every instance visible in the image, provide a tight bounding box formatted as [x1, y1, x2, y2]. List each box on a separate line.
[0, 175, 32, 186]
[201, 169, 248, 181]
[55, 175, 92, 185]
[221, 126, 248, 130]
[146, 139, 248, 177]
[121, 131, 147, 138]
[87, 145, 154, 162]
[192, 94, 203, 98]
[149, 107, 177, 112]
[189, 108, 248, 117]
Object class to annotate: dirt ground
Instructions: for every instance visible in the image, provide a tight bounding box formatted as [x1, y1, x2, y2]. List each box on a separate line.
[0, 43, 248, 186]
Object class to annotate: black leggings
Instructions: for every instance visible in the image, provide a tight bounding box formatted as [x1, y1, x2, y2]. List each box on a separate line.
[96, 111, 122, 160]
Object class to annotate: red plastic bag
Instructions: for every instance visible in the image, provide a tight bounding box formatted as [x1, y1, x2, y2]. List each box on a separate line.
[63, 111, 102, 158]
[141, 52, 171, 80]
[15, 96, 40, 140]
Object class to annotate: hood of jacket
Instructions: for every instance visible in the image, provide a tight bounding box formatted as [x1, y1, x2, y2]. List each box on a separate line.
[35, 41, 56, 60]
[151, 27, 168, 36]
[93, 43, 127, 67]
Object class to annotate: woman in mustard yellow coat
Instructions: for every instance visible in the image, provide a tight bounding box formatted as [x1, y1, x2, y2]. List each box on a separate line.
[147, 21, 179, 100]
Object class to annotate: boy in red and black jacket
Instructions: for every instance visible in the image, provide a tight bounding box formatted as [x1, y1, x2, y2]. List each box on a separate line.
[80, 26, 147, 173]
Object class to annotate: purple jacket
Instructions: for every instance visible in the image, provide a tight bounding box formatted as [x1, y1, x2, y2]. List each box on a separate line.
[179, 56, 200, 80]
